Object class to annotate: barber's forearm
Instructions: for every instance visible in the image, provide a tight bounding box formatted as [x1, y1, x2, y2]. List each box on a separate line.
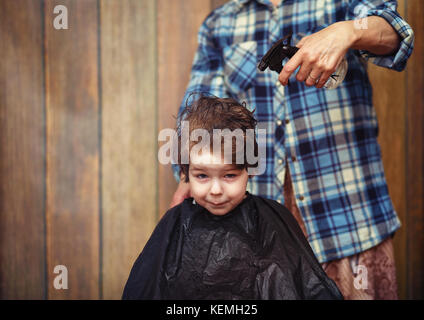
[347, 16, 401, 55]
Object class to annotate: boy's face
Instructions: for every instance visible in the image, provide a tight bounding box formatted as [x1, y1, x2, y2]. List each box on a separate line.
[188, 151, 249, 215]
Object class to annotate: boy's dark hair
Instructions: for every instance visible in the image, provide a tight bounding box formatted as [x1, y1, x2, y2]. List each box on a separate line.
[177, 94, 258, 182]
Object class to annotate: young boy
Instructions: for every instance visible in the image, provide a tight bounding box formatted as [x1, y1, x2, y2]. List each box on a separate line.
[122, 96, 343, 300]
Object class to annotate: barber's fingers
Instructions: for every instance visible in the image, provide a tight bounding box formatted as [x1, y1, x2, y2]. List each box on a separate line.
[315, 70, 333, 88]
[314, 55, 342, 88]
[278, 51, 303, 86]
[296, 62, 313, 82]
[305, 70, 322, 87]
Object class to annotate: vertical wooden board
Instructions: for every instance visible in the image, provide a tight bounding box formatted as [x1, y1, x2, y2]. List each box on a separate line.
[406, 0, 424, 300]
[367, 0, 408, 299]
[44, 0, 99, 299]
[157, 0, 212, 215]
[0, 0, 45, 299]
[100, 0, 157, 299]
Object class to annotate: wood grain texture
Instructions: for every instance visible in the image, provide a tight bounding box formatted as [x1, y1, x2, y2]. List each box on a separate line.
[100, 0, 157, 299]
[368, 0, 408, 299]
[0, 0, 46, 299]
[44, 0, 99, 299]
[211, 0, 229, 10]
[157, 0, 213, 216]
[406, 0, 424, 299]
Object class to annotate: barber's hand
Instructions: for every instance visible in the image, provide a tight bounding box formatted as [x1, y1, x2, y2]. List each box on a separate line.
[278, 21, 356, 88]
[169, 176, 191, 209]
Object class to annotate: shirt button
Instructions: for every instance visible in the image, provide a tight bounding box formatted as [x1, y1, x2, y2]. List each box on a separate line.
[291, 156, 297, 162]
[285, 119, 290, 124]
[278, 158, 284, 165]
[275, 80, 281, 87]
[298, 195, 304, 201]
[277, 199, 282, 204]
[276, 120, 282, 126]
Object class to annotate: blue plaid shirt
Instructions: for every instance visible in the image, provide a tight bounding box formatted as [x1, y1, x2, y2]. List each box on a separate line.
[173, 0, 414, 263]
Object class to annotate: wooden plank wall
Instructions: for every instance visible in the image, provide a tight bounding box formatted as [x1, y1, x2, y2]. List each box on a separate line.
[0, 0, 422, 299]
[44, 0, 100, 300]
[405, 0, 424, 299]
[0, 0, 46, 299]
[100, 0, 157, 300]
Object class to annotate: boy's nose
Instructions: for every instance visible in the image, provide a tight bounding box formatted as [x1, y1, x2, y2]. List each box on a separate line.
[210, 180, 223, 195]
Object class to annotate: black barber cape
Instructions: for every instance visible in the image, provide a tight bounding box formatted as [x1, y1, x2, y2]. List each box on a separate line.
[122, 192, 343, 300]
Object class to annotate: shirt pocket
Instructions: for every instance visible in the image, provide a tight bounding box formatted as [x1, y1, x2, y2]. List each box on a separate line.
[222, 41, 257, 94]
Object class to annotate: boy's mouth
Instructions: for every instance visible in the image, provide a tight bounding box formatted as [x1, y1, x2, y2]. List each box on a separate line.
[208, 200, 229, 207]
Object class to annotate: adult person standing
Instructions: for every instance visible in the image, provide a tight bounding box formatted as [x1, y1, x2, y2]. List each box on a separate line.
[170, 0, 414, 299]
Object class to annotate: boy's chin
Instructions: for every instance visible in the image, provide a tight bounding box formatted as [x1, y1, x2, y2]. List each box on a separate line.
[206, 206, 234, 216]
[202, 200, 242, 216]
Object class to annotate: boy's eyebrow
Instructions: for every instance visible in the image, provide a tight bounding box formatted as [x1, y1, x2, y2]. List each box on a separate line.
[190, 165, 211, 171]
[189, 166, 204, 171]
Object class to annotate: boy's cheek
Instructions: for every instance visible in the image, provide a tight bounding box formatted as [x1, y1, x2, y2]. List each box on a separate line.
[189, 181, 207, 198]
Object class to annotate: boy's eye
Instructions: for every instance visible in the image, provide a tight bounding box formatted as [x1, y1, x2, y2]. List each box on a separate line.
[224, 174, 237, 179]
[196, 174, 208, 179]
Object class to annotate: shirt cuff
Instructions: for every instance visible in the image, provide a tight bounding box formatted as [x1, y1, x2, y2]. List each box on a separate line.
[358, 9, 414, 71]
